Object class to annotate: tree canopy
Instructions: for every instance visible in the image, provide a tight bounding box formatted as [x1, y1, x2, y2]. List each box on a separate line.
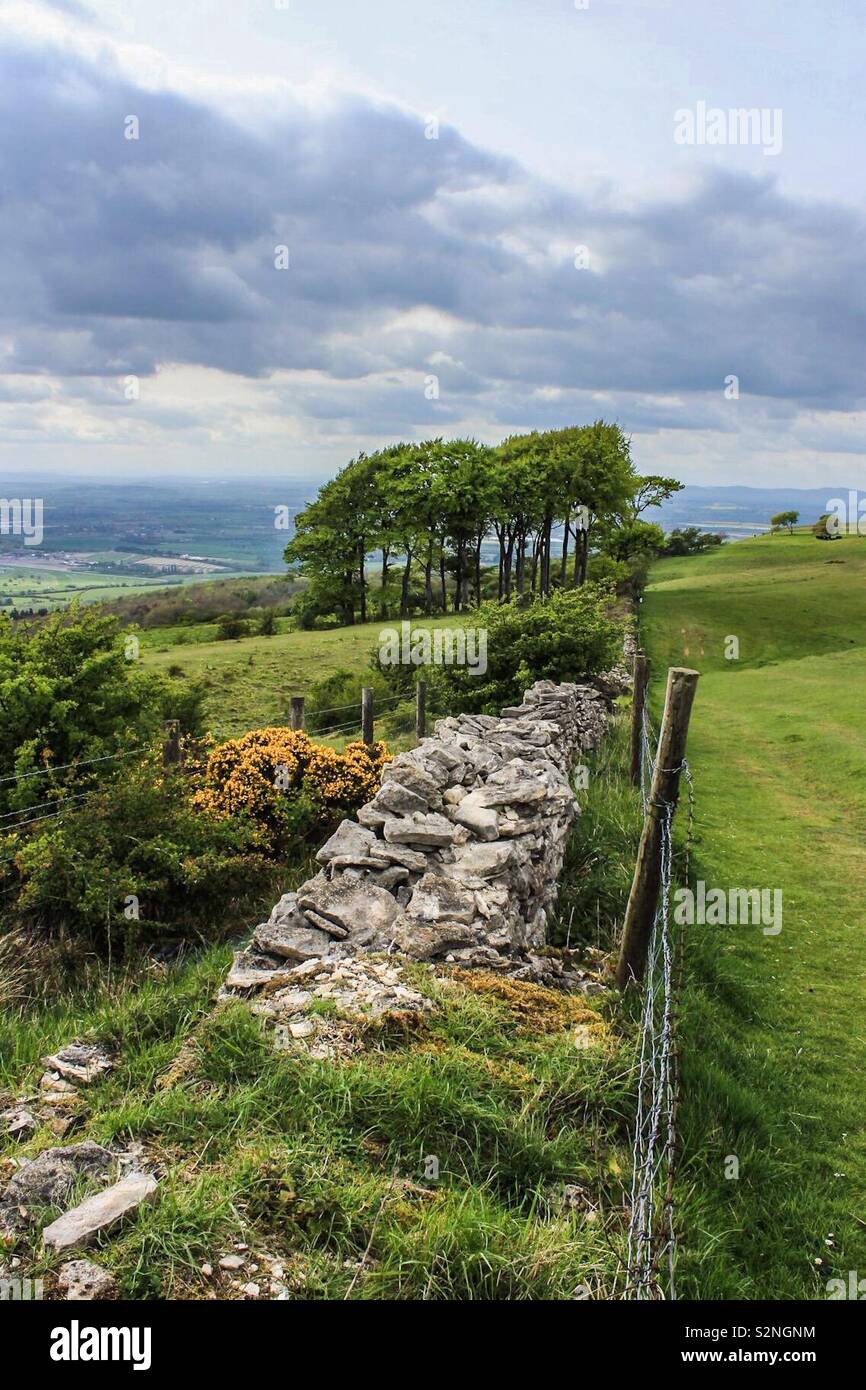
[286, 422, 675, 623]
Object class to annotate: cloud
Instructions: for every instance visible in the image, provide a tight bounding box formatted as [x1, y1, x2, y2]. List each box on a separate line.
[1, 8, 865, 483]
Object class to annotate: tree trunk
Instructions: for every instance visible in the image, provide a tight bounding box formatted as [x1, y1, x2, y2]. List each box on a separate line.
[400, 548, 414, 618]
[424, 540, 434, 613]
[439, 547, 447, 612]
[504, 532, 515, 600]
[358, 541, 367, 623]
[380, 545, 390, 619]
[573, 527, 589, 586]
[496, 527, 505, 601]
[561, 513, 571, 586]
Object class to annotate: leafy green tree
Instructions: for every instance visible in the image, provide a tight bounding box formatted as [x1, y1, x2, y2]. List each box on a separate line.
[432, 438, 498, 611]
[771, 510, 799, 535]
[554, 422, 637, 586]
[0, 607, 166, 817]
[621, 474, 684, 523]
[660, 527, 724, 556]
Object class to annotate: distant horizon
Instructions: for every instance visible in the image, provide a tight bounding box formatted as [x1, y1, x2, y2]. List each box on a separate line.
[0, 473, 857, 498]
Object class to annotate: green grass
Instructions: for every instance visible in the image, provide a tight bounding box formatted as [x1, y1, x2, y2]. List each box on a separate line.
[143, 614, 462, 740]
[0, 938, 634, 1299]
[641, 531, 866, 1298]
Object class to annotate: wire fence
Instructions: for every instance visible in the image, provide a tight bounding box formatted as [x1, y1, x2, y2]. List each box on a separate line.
[624, 705, 693, 1300]
[0, 685, 431, 858]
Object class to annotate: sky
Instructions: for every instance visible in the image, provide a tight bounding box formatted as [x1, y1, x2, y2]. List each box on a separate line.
[0, 0, 865, 487]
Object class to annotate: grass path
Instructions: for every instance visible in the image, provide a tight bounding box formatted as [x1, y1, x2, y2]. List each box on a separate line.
[641, 533, 866, 1298]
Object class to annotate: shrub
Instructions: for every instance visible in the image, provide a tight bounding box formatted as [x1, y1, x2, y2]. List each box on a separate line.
[216, 613, 248, 641]
[376, 585, 621, 715]
[305, 667, 392, 734]
[195, 728, 389, 849]
[0, 607, 167, 817]
[0, 758, 272, 953]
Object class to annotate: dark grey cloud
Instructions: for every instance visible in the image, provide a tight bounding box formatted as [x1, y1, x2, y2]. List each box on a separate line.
[1, 24, 865, 441]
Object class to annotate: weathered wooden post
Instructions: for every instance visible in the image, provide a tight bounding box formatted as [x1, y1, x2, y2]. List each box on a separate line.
[615, 666, 699, 989]
[361, 687, 374, 746]
[415, 680, 427, 742]
[162, 720, 181, 766]
[290, 696, 305, 732]
[629, 651, 650, 786]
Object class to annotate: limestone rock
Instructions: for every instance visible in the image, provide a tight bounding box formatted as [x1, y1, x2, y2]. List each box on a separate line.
[368, 842, 428, 871]
[315, 820, 379, 867]
[389, 917, 480, 960]
[447, 834, 514, 878]
[297, 874, 400, 938]
[405, 873, 479, 926]
[41, 1043, 115, 1087]
[381, 760, 443, 803]
[57, 1259, 117, 1301]
[369, 780, 430, 816]
[43, 1172, 158, 1253]
[383, 811, 456, 847]
[225, 949, 296, 992]
[2, 1107, 37, 1140]
[471, 771, 547, 808]
[449, 794, 500, 841]
[252, 919, 334, 962]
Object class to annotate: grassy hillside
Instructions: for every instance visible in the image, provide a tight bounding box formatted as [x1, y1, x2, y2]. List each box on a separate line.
[143, 615, 461, 740]
[641, 531, 866, 1298]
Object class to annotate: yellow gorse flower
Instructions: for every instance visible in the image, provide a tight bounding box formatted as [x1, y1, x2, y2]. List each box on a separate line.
[194, 727, 389, 837]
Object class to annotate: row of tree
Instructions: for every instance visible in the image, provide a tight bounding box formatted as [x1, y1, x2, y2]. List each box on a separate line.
[285, 423, 682, 624]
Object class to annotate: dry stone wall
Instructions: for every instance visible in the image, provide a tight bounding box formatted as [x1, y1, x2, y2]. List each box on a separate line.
[224, 678, 617, 1003]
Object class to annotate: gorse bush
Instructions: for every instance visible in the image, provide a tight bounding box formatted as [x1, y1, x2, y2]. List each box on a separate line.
[194, 728, 390, 849]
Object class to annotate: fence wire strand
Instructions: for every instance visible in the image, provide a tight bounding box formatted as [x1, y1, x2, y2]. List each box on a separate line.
[624, 708, 691, 1301]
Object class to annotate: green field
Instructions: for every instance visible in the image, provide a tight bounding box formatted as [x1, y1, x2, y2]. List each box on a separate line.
[0, 565, 258, 613]
[641, 532, 866, 1298]
[142, 614, 461, 739]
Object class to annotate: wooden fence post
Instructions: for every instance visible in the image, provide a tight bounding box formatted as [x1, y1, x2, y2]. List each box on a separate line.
[290, 696, 305, 732]
[415, 680, 427, 742]
[162, 720, 181, 766]
[361, 687, 374, 746]
[629, 651, 650, 786]
[615, 666, 699, 989]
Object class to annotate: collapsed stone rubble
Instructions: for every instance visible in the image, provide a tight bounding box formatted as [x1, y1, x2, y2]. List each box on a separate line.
[223, 680, 614, 1022]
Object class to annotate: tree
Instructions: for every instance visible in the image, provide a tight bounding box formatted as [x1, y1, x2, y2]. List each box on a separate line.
[770, 510, 799, 535]
[622, 474, 684, 523]
[555, 422, 637, 586]
[285, 457, 381, 625]
[660, 527, 724, 557]
[431, 438, 497, 611]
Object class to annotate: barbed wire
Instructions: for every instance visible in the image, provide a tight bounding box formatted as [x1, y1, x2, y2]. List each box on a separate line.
[624, 708, 691, 1301]
[0, 789, 95, 835]
[0, 746, 148, 787]
[305, 691, 408, 719]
